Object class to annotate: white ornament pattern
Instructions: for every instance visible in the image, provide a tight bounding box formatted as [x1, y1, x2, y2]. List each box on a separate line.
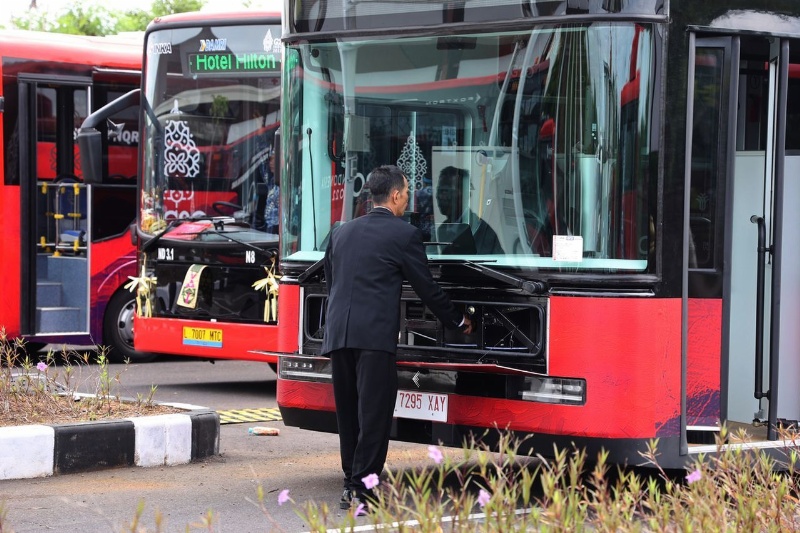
[396, 132, 428, 190]
[164, 119, 200, 179]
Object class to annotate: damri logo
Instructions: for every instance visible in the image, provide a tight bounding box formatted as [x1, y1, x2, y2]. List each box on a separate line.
[199, 38, 227, 52]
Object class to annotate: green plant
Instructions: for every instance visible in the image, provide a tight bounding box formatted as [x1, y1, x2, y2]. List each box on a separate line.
[0, 327, 176, 427]
[260, 427, 800, 532]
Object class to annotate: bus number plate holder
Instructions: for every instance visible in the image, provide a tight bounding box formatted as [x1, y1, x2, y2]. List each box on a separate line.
[394, 390, 447, 422]
[182, 327, 223, 348]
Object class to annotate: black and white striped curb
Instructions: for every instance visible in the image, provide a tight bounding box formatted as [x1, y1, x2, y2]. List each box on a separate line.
[0, 406, 219, 481]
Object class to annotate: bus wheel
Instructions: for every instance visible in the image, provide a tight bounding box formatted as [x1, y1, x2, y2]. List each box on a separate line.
[103, 290, 157, 364]
[22, 342, 47, 356]
[8, 341, 47, 361]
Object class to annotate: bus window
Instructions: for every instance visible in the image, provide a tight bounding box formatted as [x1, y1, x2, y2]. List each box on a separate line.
[282, 24, 655, 273]
[690, 49, 724, 271]
[36, 87, 58, 179]
[91, 82, 140, 242]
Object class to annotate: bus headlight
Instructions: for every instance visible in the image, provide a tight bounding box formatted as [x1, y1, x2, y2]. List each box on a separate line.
[279, 355, 332, 383]
[520, 376, 586, 405]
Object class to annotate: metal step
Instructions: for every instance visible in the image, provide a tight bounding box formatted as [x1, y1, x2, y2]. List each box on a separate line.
[35, 306, 83, 333]
[687, 424, 720, 445]
[36, 282, 62, 307]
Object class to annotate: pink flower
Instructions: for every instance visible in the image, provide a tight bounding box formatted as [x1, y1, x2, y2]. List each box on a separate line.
[685, 469, 702, 484]
[36, 362, 47, 372]
[362, 473, 380, 490]
[277, 489, 290, 505]
[354, 502, 366, 516]
[428, 445, 443, 464]
[477, 488, 491, 507]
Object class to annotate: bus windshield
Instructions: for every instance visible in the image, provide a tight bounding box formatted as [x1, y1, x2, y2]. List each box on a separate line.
[283, 23, 655, 272]
[141, 23, 282, 243]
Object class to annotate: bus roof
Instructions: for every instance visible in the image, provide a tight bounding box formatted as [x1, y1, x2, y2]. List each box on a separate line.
[147, 10, 281, 29]
[0, 29, 142, 68]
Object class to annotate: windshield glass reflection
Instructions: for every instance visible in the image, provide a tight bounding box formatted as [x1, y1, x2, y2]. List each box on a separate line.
[283, 23, 656, 272]
[141, 24, 282, 244]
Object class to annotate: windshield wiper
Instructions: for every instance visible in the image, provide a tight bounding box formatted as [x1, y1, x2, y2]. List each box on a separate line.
[139, 216, 226, 255]
[429, 259, 547, 295]
[298, 257, 547, 295]
[140, 218, 184, 254]
[201, 228, 278, 262]
[298, 258, 325, 283]
[141, 217, 277, 263]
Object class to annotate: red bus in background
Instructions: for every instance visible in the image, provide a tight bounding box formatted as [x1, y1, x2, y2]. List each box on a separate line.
[0, 30, 151, 362]
[276, 0, 800, 469]
[80, 12, 286, 369]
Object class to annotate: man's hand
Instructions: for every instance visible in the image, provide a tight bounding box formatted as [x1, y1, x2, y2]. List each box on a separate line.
[461, 315, 473, 335]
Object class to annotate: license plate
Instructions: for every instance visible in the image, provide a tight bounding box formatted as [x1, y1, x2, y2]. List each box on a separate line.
[394, 390, 447, 422]
[182, 326, 223, 348]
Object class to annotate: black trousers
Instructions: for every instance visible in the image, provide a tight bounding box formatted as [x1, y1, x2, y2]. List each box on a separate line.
[330, 348, 398, 496]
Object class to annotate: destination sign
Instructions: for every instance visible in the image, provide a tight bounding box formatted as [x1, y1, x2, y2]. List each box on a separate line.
[188, 52, 280, 75]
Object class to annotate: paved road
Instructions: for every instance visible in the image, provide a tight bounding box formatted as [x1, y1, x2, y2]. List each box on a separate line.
[0, 357, 433, 532]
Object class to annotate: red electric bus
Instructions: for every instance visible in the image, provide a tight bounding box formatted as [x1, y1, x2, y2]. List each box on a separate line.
[80, 11, 286, 368]
[275, 0, 800, 468]
[0, 30, 153, 362]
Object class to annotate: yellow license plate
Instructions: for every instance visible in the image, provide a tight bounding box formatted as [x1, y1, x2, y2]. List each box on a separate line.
[182, 327, 223, 348]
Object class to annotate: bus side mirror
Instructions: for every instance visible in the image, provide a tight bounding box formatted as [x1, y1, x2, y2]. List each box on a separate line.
[77, 128, 103, 185]
[78, 88, 141, 185]
[273, 127, 281, 185]
[129, 222, 138, 246]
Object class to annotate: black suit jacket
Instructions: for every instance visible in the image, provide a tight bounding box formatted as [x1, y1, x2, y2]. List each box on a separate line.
[321, 208, 463, 355]
[444, 210, 504, 255]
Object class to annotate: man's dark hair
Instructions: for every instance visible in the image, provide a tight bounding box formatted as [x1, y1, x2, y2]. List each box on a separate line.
[366, 165, 406, 204]
[439, 165, 469, 183]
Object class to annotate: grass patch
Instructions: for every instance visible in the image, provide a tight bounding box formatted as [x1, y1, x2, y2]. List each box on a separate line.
[267, 429, 800, 531]
[0, 328, 178, 427]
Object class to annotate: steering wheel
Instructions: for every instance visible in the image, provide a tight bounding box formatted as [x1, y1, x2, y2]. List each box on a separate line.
[212, 201, 243, 215]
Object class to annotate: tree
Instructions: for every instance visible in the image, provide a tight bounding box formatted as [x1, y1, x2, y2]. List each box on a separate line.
[151, 0, 206, 18]
[7, 0, 207, 35]
[118, 0, 206, 33]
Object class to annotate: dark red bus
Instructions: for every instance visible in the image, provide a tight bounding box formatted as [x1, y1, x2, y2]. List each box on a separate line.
[275, 0, 800, 468]
[80, 11, 286, 368]
[1, 30, 149, 362]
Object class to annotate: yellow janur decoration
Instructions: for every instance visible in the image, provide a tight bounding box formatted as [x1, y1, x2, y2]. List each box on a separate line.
[252, 258, 280, 322]
[124, 254, 157, 318]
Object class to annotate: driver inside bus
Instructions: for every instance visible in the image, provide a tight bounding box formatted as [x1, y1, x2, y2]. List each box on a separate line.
[435, 166, 504, 255]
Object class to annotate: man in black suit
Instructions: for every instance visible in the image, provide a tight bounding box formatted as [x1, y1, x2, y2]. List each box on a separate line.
[322, 165, 473, 510]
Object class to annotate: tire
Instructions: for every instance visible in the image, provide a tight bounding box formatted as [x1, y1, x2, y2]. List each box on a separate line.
[103, 290, 157, 363]
[22, 342, 47, 356]
[4, 341, 47, 365]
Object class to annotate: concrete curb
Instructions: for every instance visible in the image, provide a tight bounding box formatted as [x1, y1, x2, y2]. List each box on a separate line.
[0, 409, 219, 481]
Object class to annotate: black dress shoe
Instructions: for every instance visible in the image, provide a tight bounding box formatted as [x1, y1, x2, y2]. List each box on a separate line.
[339, 488, 353, 510]
[351, 489, 376, 513]
[351, 496, 370, 514]
[357, 489, 376, 503]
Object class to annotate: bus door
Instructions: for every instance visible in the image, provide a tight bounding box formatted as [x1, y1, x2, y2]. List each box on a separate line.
[19, 77, 92, 337]
[686, 34, 800, 443]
